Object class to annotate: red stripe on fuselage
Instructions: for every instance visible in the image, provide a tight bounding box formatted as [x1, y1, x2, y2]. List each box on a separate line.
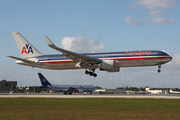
[40, 56, 172, 64]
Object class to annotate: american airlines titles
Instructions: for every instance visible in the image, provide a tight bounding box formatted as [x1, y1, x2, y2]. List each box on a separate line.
[125, 51, 152, 55]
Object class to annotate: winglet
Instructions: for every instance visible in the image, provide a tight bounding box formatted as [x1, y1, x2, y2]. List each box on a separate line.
[43, 35, 54, 46]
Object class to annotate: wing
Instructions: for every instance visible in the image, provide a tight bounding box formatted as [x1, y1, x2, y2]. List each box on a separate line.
[43, 35, 101, 64]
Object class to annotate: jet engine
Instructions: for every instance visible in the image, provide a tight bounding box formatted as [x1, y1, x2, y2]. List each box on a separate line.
[98, 60, 120, 69]
[98, 60, 120, 72]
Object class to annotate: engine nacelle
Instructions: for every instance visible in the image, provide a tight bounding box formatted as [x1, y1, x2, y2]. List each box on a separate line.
[100, 67, 120, 72]
[98, 60, 120, 69]
[77, 89, 84, 93]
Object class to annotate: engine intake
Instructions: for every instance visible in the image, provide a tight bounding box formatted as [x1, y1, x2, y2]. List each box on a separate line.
[98, 60, 120, 69]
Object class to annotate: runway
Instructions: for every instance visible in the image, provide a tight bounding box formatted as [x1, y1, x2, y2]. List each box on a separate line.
[1, 93, 180, 99]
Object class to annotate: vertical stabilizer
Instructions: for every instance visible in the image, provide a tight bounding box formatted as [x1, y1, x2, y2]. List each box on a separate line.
[12, 32, 42, 58]
[38, 73, 52, 87]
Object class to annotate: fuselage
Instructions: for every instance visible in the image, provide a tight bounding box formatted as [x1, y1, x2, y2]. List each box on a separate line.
[16, 50, 172, 70]
[47, 84, 96, 92]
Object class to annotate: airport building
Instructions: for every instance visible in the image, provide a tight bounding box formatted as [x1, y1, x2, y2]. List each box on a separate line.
[0, 80, 17, 93]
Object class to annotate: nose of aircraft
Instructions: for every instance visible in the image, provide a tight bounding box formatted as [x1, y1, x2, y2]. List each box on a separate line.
[168, 55, 173, 62]
[164, 52, 173, 62]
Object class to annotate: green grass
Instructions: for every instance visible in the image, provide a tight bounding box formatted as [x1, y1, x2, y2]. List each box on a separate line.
[0, 98, 180, 120]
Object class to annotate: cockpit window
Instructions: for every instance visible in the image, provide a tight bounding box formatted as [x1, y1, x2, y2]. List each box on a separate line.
[163, 53, 168, 56]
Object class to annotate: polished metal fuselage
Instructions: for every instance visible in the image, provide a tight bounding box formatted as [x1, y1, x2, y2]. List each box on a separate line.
[16, 50, 172, 70]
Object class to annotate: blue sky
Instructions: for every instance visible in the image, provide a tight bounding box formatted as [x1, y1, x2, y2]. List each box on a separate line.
[0, 0, 180, 88]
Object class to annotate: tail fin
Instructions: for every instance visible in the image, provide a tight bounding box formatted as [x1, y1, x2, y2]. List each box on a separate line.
[12, 32, 42, 58]
[38, 73, 52, 87]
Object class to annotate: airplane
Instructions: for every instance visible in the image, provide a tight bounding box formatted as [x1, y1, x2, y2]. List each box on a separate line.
[38, 73, 96, 95]
[169, 89, 180, 94]
[8, 32, 172, 77]
[129, 91, 151, 94]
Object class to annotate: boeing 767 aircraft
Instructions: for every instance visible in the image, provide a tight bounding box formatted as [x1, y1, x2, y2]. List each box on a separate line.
[38, 73, 96, 94]
[8, 32, 172, 77]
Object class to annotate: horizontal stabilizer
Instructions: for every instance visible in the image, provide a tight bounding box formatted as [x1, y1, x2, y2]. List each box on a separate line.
[7, 56, 36, 63]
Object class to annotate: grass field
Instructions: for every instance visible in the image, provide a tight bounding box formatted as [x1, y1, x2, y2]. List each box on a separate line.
[0, 98, 180, 120]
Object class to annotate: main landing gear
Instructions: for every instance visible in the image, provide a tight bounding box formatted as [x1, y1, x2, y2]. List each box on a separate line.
[158, 65, 161, 73]
[85, 69, 97, 77]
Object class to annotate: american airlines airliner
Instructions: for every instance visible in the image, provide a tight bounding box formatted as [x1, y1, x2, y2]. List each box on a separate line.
[8, 32, 172, 77]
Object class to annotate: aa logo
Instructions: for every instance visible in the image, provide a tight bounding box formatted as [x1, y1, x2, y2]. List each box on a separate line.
[21, 44, 33, 54]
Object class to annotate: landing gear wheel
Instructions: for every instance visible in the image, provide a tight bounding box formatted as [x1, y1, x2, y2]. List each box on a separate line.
[89, 72, 93, 76]
[85, 71, 89, 74]
[93, 73, 97, 77]
[158, 65, 161, 73]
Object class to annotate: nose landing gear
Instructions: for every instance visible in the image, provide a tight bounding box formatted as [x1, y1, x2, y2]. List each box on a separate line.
[158, 65, 161, 73]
